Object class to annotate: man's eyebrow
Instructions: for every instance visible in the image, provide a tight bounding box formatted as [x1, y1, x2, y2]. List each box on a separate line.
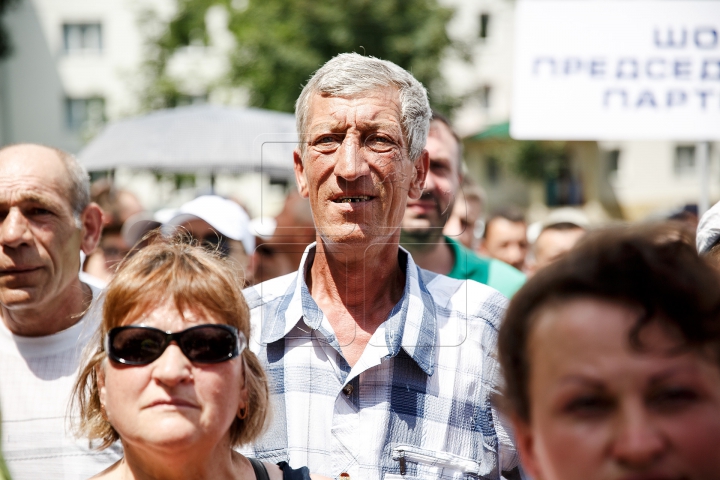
[14, 193, 63, 210]
[307, 121, 347, 133]
[309, 121, 402, 133]
[358, 121, 402, 132]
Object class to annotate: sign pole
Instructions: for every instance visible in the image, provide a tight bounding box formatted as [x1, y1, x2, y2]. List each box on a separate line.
[697, 142, 710, 217]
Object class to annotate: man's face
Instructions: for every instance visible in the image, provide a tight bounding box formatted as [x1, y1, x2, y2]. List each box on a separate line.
[531, 227, 585, 274]
[180, 218, 251, 285]
[294, 88, 427, 245]
[402, 120, 460, 239]
[444, 194, 483, 250]
[481, 218, 528, 271]
[0, 146, 85, 310]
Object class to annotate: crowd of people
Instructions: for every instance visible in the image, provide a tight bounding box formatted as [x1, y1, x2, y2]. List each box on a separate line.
[1, 53, 719, 480]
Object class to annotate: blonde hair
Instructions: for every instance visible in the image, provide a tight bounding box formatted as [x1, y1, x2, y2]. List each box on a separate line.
[72, 238, 269, 449]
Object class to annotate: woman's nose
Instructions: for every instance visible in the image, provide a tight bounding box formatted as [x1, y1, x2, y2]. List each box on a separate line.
[611, 403, 667, 468]
[151, 343, 193, 387]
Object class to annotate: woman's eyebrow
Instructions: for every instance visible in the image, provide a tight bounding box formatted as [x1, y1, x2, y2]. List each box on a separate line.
[648, 365, 699, 385]
[556, 374, 605, 388]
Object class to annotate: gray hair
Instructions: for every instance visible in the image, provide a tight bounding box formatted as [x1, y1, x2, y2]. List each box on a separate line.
[295, 53, 431, 162]
[52, 148, 90, 225]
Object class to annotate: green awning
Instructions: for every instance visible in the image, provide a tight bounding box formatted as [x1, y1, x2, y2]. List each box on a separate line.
[468, 121, 510, 141]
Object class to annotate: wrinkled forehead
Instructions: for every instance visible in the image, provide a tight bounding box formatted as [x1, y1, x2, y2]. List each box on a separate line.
[306, 87, 403, 127]
[0, 147, 74, 207]
[0, 146, 71, 184]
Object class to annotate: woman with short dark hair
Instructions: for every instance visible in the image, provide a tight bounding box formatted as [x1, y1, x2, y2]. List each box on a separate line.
[499, 225, 720, 480]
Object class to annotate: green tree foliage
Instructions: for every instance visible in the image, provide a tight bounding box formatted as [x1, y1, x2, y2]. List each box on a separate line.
[513, 141, 568, 182]
[142, 0, 456, 113]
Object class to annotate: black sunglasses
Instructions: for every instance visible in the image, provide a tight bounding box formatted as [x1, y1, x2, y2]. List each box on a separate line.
[106, 324, 246, 366]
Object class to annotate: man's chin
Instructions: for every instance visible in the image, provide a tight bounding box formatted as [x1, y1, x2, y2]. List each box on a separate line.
[400, 226, 445, 245]
[0, 287, 39, 310]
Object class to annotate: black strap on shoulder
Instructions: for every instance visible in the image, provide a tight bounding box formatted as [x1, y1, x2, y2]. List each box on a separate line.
[248, 457, 271, 480]
[277, 461, 312, 480]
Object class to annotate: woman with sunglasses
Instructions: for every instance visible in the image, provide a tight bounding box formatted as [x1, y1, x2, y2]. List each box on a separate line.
[72, 240, 320, 480]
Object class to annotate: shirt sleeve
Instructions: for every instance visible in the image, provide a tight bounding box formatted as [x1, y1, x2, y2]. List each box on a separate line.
[493, 405, 521, 472]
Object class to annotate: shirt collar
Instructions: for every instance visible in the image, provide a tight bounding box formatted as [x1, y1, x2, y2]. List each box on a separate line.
[260, 242, 438, 376]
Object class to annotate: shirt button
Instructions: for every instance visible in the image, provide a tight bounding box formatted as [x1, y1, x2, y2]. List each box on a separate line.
[342, 384, 354, 396]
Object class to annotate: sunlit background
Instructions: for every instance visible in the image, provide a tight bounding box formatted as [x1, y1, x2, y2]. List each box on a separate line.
[0, 0, 717, 223]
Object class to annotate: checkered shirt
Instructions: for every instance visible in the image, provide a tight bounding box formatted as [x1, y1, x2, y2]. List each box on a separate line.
[242, 243, 519, 479]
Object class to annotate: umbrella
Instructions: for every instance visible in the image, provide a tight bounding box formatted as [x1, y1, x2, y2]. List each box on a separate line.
[78, 105, 299, 179]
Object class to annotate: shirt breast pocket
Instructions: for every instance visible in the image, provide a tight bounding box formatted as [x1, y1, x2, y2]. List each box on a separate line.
[389, 444, 484, 479]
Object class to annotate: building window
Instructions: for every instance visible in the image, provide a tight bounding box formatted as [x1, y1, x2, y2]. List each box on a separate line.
[674, 145, 696, 175]
[63, 23, 102, 53]
[480, 85, 492, 110]
[479, 13, 490, 39]
[65, 97, 105, 131]
[606, 149, 620, 172]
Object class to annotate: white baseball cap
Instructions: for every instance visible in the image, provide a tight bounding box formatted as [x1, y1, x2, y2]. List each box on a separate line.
[166, 195, 255, 254]
[527, 208, 590, 244]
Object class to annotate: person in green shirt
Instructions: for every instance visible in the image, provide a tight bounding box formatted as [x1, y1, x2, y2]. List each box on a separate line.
[400, 112, 525, 298]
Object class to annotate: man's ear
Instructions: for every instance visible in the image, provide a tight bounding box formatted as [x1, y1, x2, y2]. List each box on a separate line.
[408, 149, 429, 200]
[80, 203, 104, 255]
[293, 149, 309, 199]
[512, 416, 542, 479]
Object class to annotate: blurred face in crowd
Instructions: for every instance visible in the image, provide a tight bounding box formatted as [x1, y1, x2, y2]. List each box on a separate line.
[402, 120, 460, 239]
[480, 217, 528, 270]
[0, 145, 99, 311]
[100, 232, 131, 274]
[99, 302, 247, 454]
[530, 226, 585, 275]
[444, 192, 483, 250]
[294, 87, 427, 245]
[180, 218, 251, 284]
[514, 297, 720, 480]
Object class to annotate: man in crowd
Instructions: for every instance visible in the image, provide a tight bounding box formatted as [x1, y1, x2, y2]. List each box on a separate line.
[479, 209, 528, 272]
[252, 190, 316, 284]
[164, 195, 255, 285]
[400, 113, 525, 298]
[243, 53, 519, 479]
[443, 176, 485, 250]
[526, 209, 588, 276]
[0, 144, 121, 478]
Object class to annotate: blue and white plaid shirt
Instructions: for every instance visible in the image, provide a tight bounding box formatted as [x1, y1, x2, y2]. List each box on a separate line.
[242, 243, 519, 479]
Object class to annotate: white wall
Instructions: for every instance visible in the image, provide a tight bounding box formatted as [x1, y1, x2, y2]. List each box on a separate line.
[440, 0, 515, 136]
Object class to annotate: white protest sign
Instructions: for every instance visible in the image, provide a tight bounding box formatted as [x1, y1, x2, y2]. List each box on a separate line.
[511, 0, 720, 140]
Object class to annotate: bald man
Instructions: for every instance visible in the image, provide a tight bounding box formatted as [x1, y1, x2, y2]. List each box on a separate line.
[0, 144, 121, 479]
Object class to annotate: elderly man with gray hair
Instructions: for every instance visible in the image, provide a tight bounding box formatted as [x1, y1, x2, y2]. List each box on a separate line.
[243, 53, 519, 479]
[0, 144, 121, 479]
